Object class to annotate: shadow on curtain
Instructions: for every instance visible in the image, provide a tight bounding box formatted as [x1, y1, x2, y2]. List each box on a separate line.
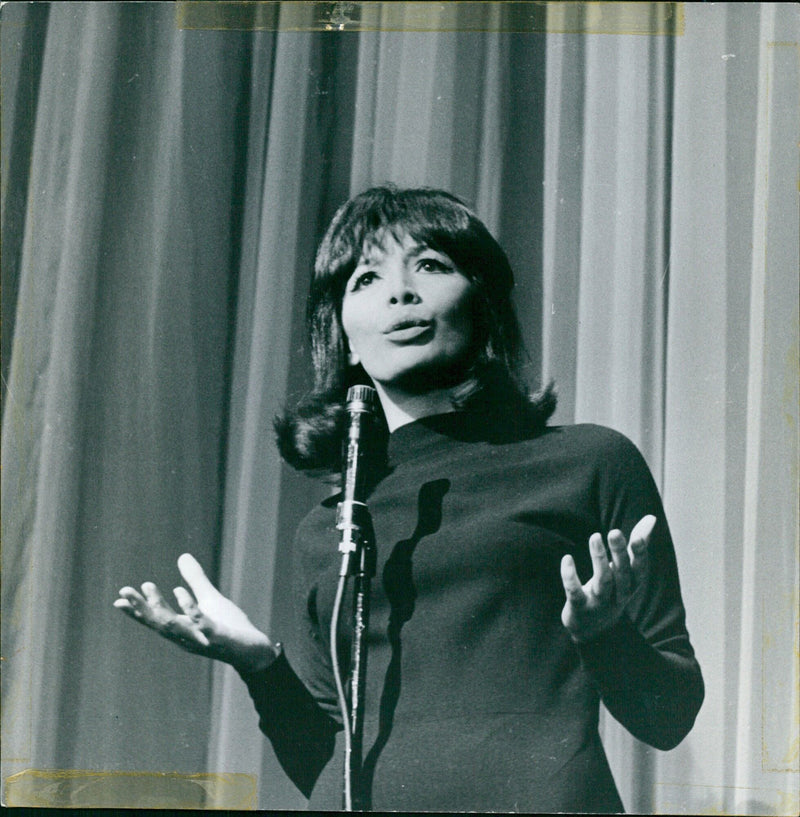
[2, 2, 797, 813]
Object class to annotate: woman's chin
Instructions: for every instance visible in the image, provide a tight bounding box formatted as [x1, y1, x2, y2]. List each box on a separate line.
[377, 361, 472, 397]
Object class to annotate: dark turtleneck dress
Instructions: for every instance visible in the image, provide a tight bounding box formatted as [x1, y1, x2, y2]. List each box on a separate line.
[240, 410, 704, 813]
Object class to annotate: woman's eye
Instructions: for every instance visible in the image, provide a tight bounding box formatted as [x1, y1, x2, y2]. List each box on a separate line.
[350, 270, 377, 291]
[417, 257, 450, 273]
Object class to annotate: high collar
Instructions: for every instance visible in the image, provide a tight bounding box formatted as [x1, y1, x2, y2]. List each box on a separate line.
[386, 405, 539, 466]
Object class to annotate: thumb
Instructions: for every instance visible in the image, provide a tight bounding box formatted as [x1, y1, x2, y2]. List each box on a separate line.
[177, 553, 219, 601]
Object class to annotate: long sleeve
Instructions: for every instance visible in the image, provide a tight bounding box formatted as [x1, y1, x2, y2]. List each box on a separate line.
[238, 510, 346, 799]
[578, 614, 703, 749]
[577, 429, 704, 749]
[238, 651, 339, 798]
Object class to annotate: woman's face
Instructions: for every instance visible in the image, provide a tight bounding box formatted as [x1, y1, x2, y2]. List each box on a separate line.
[340, 230, 475, 392]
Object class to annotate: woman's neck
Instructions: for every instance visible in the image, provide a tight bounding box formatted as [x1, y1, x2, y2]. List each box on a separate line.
[372, 381, 459, 432]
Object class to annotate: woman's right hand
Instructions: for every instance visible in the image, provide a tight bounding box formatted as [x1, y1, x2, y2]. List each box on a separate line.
[113, 553, 279, 675]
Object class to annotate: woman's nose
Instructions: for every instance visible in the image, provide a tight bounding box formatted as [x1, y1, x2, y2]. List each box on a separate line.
[389, 289, 420, 305]
[388, 271, 420, 305]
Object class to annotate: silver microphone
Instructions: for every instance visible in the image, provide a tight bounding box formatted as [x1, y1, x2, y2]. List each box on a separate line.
[336, 385, 379, 555]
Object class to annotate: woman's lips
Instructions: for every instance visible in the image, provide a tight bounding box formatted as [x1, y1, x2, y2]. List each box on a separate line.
[384, 321, 433, 342]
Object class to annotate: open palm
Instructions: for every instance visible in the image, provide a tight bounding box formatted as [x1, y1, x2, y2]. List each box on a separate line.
[560, 515, 655, 642]
[114, 553, 277, 673]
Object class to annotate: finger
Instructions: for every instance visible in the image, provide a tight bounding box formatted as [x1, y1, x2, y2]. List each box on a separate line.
[560, 554, 587, 608]
[177, 553, 218, 602]
[113, 597, 139, 619]
[117, 586, 152, 620]
[628, 514, 656, 574]
[173, 586, 202, 622]
[173, 587, 212, 647]
[118, 585, 146, 605]
[172, 588, 211, 647]
[139, 583, 205, 647]
[608, 529, 632, 597]
[588, 533, 613, 599]
[140, 582, 179, 624]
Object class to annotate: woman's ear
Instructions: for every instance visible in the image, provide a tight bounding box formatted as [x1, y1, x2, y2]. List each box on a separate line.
[347, 349, 360, 367]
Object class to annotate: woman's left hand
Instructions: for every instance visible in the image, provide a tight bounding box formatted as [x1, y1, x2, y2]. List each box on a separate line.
[560, 515, 656, 642]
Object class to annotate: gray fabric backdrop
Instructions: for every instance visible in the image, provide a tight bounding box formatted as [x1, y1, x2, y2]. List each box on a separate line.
[2, 2, 798, 812]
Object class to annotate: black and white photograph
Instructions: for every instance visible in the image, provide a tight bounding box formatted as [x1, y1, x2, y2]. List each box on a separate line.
[1, 1, 798, 813]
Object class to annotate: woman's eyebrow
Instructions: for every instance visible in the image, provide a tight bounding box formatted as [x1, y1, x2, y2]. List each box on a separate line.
[352, 241, 447, 270]
[404, 243, 446, 263]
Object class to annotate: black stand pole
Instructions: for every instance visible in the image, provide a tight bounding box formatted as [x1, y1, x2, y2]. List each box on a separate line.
[347, 528, 376, 810]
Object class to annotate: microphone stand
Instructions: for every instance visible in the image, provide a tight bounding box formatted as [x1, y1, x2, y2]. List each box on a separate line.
[346, 511, 375, 810]
[335, 385, 378, 811]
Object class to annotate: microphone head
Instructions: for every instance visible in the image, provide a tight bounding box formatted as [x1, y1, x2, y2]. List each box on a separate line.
[346, 385, 379, 415]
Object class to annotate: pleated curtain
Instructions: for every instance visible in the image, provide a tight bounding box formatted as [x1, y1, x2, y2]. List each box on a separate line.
[2, 2, 797, 813]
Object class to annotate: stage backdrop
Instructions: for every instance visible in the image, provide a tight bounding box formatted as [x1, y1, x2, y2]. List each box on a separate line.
[2, 2, 797, 813]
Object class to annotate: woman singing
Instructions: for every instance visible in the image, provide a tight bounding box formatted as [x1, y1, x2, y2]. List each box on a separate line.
[114, 185, 703, 813]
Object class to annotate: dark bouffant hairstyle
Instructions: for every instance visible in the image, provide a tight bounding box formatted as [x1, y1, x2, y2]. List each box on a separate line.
[274, 185, 556, 474]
